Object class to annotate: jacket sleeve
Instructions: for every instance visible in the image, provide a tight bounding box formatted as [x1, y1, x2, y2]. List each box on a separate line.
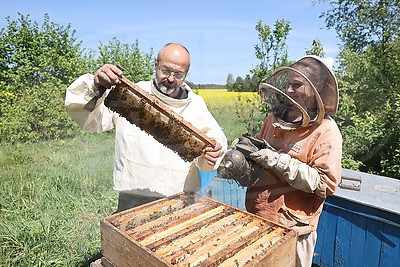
[250, 148, 322, 193]
[65, 74, 115, 133]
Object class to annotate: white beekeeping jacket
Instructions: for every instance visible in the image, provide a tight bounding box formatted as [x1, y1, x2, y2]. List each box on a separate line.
[65, 74, 227, 197]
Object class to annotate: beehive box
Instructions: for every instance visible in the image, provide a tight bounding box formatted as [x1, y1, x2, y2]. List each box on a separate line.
[100, 193, 297, 267]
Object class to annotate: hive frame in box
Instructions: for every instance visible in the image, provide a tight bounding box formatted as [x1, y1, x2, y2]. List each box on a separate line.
[100, 192, 297, 267]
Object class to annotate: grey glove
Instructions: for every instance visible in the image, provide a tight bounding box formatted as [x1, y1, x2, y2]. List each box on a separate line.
[249, 146, 280, 168]
[250, 148, 321, 194]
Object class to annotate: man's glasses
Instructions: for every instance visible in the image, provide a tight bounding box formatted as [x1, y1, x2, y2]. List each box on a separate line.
[158, 65, 185, 80]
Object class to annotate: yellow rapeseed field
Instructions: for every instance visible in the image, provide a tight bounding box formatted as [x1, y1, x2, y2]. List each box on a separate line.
[194, 89, 266, 141]
[194, 88, 258, 111]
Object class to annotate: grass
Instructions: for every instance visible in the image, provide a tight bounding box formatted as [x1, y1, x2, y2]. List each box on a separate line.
[0, 89, 266, 266]
[0, 133, 116, 266]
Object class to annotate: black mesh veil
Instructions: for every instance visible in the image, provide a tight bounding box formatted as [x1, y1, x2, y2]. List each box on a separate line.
[259, 56, 338, 130]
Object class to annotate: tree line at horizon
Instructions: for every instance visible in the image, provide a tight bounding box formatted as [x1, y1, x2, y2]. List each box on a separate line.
[0, 0, 399, 179]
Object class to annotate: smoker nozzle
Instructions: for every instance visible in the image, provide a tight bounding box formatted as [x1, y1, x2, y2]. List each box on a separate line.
[222, 160, 233, 169]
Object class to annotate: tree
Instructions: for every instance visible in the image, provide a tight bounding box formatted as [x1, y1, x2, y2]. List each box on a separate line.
[320, 0, 400, 178]
[0, 13, 92, 142]
[253, 19, 291, 81]
[0, 13, 91, 96]
[226, 73, 234, 91]
[305, 38, 326, 57]
[96, 37, 154, 82]
[320, 0, 400, 53]
[232, 76, 244, 92]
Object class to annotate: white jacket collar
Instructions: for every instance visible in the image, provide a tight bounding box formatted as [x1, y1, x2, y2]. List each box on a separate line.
[150, 78, 192, 108]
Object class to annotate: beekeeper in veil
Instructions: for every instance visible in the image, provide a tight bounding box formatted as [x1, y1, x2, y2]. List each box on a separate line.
[245, 56, 342, 267]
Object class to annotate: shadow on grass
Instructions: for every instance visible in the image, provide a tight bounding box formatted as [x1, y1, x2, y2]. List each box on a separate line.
[79, 251, 103, 267]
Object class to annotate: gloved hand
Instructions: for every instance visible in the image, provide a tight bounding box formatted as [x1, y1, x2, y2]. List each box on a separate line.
[250, 147, 322, 195]
[231, 135, 267, 151]
[249, 147, 281, 169]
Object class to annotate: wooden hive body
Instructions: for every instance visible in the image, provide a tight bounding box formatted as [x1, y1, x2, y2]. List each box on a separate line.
[104, 77, 215, 162]
[100, 193, 297, 266]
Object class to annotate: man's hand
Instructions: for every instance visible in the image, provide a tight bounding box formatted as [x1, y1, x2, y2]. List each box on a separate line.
[202, 141, 224, 166]
[94, 64, 124, 89]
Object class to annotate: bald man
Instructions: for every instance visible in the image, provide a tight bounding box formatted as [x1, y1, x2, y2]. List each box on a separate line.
[65, 43, 227, 212]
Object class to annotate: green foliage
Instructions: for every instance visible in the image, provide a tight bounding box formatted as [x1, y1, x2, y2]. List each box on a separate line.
[0, 84, 79, 143]
[228, 19, 291, 138]
[226, 73, 234, 91]
[321, 0, 400, 53]
[228, 18, 292, 135]
[188, 82, 225, 89]
[0, 14, 153, 144]
[253, 19, 291, 81]
[234, 93, 269, 135]
[96, 37, 154, 82]
[0, 13, 92, 143]
[0, 13, 90, 95]
[305, 38, 326, 57]
[232, 74, 259, 92]
[322, 0, 400, 178]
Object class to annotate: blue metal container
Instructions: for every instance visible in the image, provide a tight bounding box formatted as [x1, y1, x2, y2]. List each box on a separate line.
[314, 169, 400, 267]
[198, 170, 246, 210]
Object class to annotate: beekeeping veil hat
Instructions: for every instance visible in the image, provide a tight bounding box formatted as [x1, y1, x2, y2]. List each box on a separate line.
[259, 55, 338, 130]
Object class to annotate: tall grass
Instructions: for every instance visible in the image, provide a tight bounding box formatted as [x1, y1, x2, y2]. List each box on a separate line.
[0, 133, 116, 266]
[0, 89, 265, 266]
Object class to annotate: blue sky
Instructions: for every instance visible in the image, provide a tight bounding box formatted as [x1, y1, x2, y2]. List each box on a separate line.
[1, 0, 341, 84]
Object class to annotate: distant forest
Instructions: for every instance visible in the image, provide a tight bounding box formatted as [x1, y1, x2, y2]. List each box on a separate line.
[186, 81, 225, 89]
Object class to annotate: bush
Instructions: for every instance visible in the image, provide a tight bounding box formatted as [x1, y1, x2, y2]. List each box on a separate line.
[0, 85, 79, 143]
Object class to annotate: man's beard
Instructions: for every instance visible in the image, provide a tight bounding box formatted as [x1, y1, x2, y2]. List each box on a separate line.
[154, 78, 180, 96]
